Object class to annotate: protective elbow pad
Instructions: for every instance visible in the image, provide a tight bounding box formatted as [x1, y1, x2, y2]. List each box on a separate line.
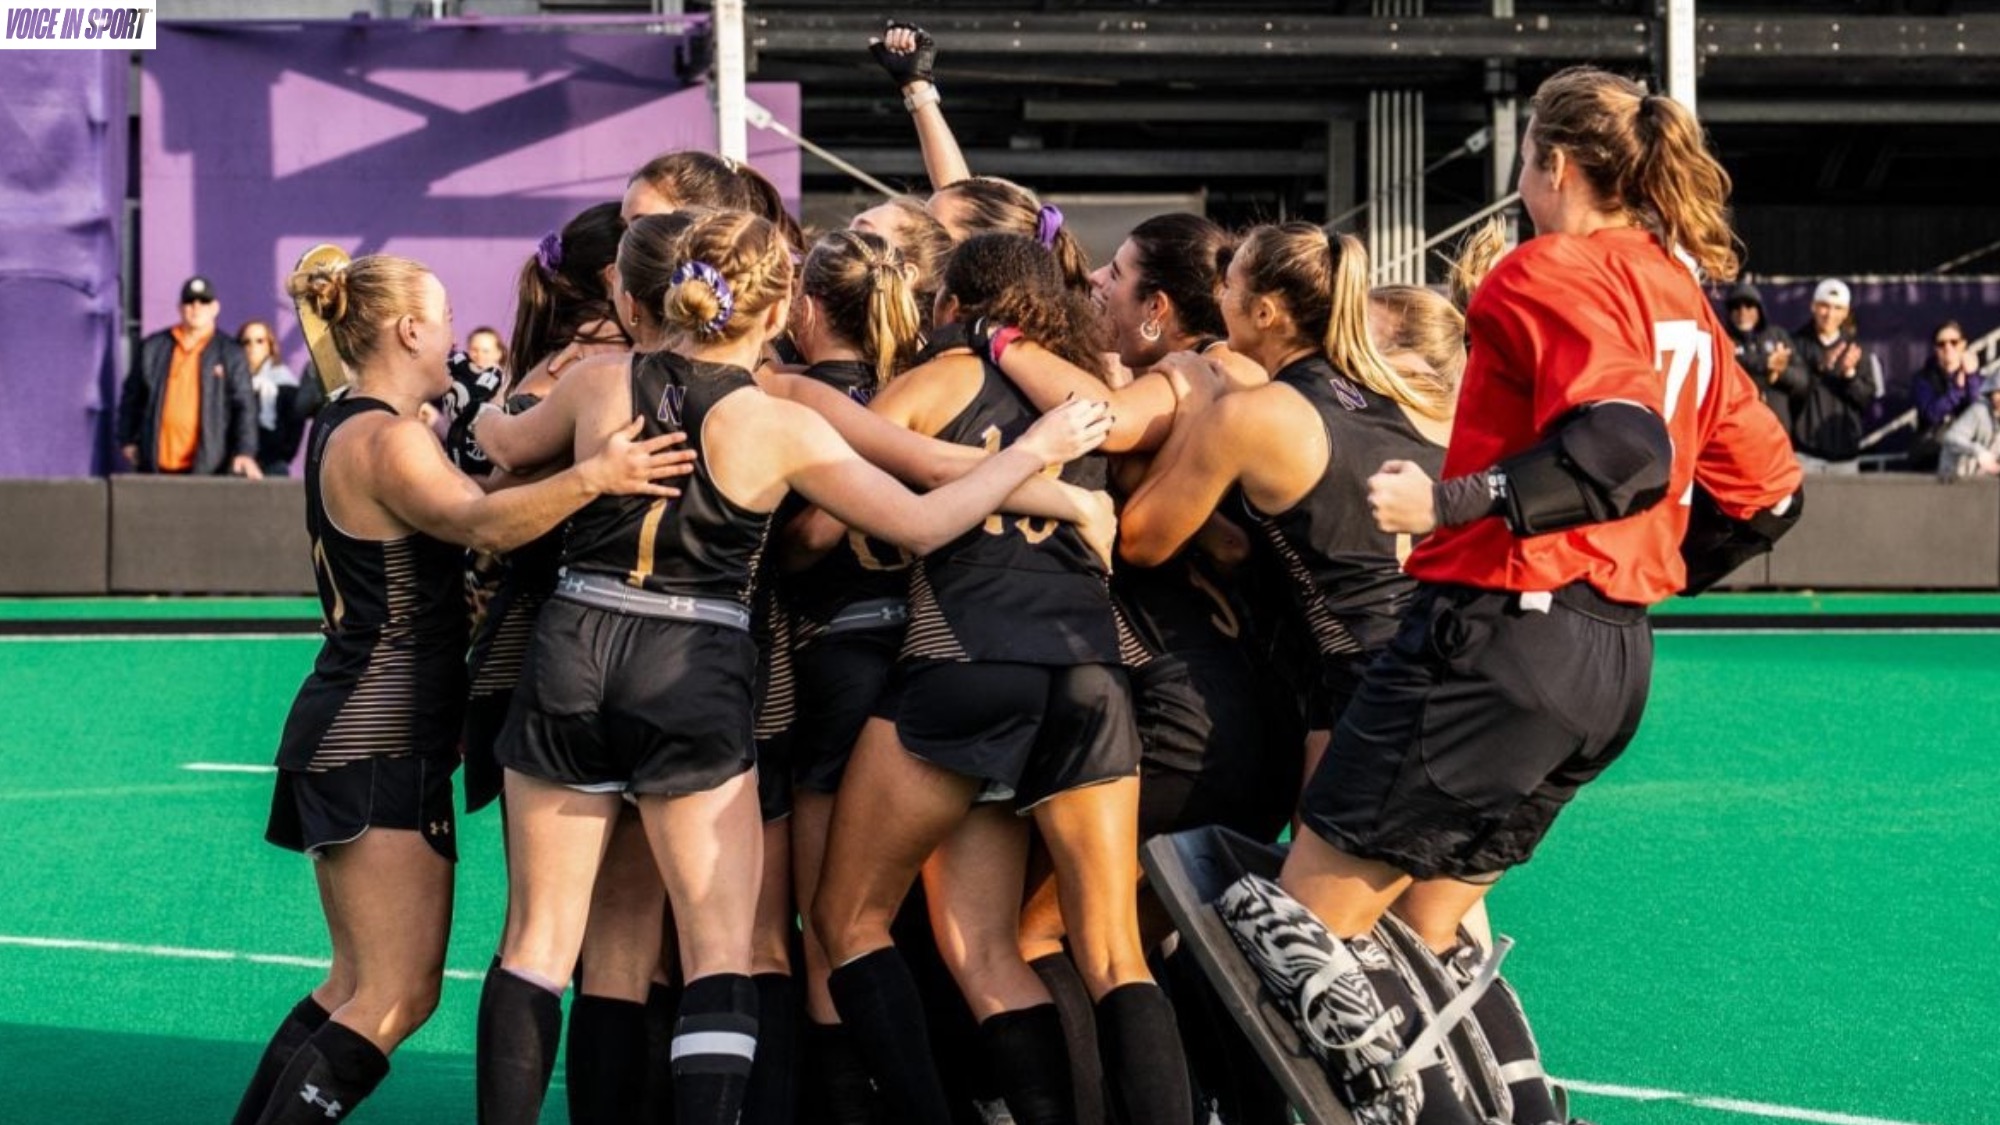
[1678, 484, 1804, 596]
[1497, 402, 1673, 536]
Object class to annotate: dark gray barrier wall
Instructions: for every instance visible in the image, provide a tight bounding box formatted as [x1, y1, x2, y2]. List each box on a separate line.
[108, 477, 313, 595]
[1768, 475, 2000, 589]
[2, 475, 1999, 595]
[0, 480, 111, 593]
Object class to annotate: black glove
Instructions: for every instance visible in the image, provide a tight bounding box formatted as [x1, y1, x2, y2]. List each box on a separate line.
[869, 21, 936, 89]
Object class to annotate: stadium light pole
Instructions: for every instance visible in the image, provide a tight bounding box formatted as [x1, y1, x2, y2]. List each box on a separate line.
[713, 0, 749, 162]
[1664, 0, 1697, 113]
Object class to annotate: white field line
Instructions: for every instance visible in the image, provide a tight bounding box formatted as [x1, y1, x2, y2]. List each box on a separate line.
[0, 938, 1952, 1125]
[1560, 1079, 1941, 1125]
[0, 934, 481, 981]
[182, 763, 278, 774]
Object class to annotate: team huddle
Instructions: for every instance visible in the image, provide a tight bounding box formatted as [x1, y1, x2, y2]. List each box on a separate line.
[228, 30, 1804, 1125]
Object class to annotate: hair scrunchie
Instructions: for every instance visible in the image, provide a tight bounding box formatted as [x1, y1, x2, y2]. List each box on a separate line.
[535, 230, 564, 279]
[671, 260, 736, 335]
[1034, 203, 1065, 249]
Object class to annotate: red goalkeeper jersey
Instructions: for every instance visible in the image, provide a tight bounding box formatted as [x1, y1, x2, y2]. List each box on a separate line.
[1407, 227, 1801, 605]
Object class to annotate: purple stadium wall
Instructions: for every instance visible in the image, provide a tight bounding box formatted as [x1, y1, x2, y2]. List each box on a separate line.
[0, 51, 126, 477]
[138, 18, 798, 442]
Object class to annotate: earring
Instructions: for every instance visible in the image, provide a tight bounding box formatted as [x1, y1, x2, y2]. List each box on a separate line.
[1139, 319, 1162, 343]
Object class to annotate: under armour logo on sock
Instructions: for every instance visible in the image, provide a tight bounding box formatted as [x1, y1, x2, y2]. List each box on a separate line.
[300, 1083, 344, 1118]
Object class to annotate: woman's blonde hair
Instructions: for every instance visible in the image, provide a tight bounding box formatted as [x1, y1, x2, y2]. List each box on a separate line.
[1370, 285, 1466, 390]
[1529, 66, 1740, 280]
[1234, 223, 1453, 420]
[284, 254, 433, 368]
[661, 211, 795, 343]
[803, 230, 923, 388]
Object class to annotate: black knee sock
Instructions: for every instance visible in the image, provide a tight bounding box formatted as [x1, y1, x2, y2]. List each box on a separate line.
[1093, 982, 1192, 1125]
[803, 1020, 883, 1125]
[673, 973, 760, 1125]
[252, 1020, 389, 1125]
[477, 967, 563, 1125]
[566, 994, 650, 1125]
[231, 994, 331, 1125]
[742, 972, 798, 1125]
[979, 1004, 1074, 1125]
[827, 949, 953, 1125]
[1029, 954, 1105, 1125]
[646, 980, 683, 1125]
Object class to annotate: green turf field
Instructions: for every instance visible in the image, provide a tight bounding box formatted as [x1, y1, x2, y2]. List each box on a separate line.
[0, 610, 1994, 1124]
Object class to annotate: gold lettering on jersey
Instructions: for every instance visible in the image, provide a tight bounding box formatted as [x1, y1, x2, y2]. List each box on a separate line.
[848, 529, 913, 572]
[1186, 566, 1241, 639]
[311, 536, 346, 629]
[978, 424, 1062, 543]
[628, 499, 669, 587]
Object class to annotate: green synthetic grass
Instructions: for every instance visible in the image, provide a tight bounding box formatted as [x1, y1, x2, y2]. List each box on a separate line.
[0, 597, 320, 621]
[0, 630, 1993, 1124]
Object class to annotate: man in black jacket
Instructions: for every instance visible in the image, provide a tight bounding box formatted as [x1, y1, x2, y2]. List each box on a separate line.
[117, 275, 261, 476]
[1790, 278, 1881, 473]
[1722, 281, 1803, 434]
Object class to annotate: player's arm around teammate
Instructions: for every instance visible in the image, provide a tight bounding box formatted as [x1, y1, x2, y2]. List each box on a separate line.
[471, 211, 1107, 1125]
[228, 256, 686, 1125]
[1248, 70, 1798, 1125]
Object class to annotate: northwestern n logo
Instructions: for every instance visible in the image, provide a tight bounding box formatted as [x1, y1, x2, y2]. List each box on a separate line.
[656, 384, 687, 430]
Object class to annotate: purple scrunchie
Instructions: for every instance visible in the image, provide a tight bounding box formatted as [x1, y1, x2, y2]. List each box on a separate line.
[1034, 203, 1064, 249]
[671, 260, 736, 335]
[535, 230, 564, 279]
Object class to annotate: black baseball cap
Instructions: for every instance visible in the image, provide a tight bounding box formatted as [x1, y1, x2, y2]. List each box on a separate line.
[180, 276, 217, 304]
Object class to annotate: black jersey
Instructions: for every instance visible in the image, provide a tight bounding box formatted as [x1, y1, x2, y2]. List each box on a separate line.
[276, 395, 468, 772]
[1112, 550, 1247, 663]
[902, 358, 1119, 665]
[1246, 355, 1446, 656]
[562, 353, 775, 604]
[781, 359, 914, 636]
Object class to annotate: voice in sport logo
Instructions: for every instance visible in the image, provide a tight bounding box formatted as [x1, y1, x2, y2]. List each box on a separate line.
[2, 5, 155, 49]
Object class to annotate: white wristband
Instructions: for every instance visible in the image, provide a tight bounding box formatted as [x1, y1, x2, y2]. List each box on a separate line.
[903, 85, 940, 113]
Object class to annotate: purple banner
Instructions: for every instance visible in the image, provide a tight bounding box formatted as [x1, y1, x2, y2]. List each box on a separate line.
[0, 51, 125, 477]
[141, 20, 799, 404]
[1718, 275, 2000, 447]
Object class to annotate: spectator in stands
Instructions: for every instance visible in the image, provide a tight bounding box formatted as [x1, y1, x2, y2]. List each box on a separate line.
[1722, 281, 1802, 432]
[1937, 374, 2000, 481]
[118, 275, 260, 477]
[239, 319, 307, 477]
[466, 325, 507, 375]
[1907, 320, 1983, 473]
[1790, 277, 1881, 473]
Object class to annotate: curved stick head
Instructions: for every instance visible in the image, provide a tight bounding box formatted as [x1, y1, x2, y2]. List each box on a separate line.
[292, 243, 352, 391]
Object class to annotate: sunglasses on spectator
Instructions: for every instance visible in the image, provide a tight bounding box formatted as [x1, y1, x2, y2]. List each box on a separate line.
[1935, 337, 1965, 348]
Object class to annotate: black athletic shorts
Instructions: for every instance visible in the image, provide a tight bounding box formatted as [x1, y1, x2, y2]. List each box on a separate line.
[792, 628, 903, 795]
[266, 754, 458, 862]
[1298, 582, 1653, 880]
[895, 660, 1140, 810]
[1300, 650, 1374, 734]
[1133, 647, 1295, 844]
[496, 599, 757, 797]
